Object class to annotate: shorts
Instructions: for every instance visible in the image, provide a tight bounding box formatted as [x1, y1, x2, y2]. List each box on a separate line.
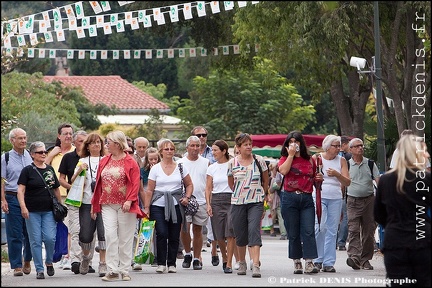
[186, 203, 208, 226]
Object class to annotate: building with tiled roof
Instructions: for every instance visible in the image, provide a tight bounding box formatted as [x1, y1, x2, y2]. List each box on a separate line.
[43, 75, 181, 137]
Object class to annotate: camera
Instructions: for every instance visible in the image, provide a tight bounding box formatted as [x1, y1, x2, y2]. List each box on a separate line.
[91, 180, 96, 192]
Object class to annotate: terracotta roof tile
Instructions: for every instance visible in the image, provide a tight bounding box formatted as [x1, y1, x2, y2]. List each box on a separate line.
[43, 75, 169, 112]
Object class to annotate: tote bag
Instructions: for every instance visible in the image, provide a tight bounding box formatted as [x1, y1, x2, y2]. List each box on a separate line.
[65, 169, 86, 207]
[134, 218, 156, 265]
[53, 221, 68, 262]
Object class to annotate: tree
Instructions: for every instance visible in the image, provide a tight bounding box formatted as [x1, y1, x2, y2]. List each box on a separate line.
[177, 57, 315, 139]
[231, 2, 431, 142]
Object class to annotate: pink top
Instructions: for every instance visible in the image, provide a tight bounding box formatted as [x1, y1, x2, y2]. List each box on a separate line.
[278, 156, 316, 193]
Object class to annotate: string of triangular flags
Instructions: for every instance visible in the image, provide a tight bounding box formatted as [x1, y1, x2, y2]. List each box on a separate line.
[1, 43, 260, 59]
[2, 1, 259, 48]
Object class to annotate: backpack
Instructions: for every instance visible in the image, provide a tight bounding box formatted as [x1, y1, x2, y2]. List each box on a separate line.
[5, 151, 9, 165]
[347, 158, 375, 181]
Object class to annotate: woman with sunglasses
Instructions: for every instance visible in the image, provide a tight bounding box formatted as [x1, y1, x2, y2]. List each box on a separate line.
[311, 134, 350, 273]
[17, 141, 61, 279]
[144, 139, 193, 274]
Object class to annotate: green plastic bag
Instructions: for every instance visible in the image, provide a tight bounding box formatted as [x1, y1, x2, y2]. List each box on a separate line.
[134, 218, 155, 265]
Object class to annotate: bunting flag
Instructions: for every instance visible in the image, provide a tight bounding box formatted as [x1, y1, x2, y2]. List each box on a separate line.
[1, 1, 259, 47]
[1, 43, 258, 60]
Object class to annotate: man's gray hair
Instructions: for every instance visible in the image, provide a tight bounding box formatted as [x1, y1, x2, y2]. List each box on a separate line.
[186, 136, 200, 147]
[9, 128, 26, 141]
[349, 138, 363, 148]
[73, 130, 87, 141]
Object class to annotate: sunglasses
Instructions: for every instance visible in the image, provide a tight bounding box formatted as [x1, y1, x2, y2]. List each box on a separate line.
[127, 151, 134, 154]
[351, 144, 364, 148]
[163, 148, 175, 151]
[195, 134, 207, 138]
[34, 151, 48, 155]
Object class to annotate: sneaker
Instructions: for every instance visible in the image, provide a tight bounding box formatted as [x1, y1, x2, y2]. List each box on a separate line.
[95, 246, 100, 253]
[338, 246, 347, 251]
[346, 257, 361, 270]
[362, 260, 374, 270]
[121, 272, 131, 281]
[270, 232, 277, 237]
[322, 266, 336, 272]
[206, 239, 211, 247]
[80, 255, 90, 275]
[211, 255, 220, 266]
[58, 256, 65, 269]
[156, 265, 167, 273]
[280, 235, 287, 240]
[132, 263, 142, 271]
[304, 261, 319, 274]
[23, 261, 31, 275]
[71, 262, 80, 274]
[293, 259, 303, 274]
[62, 257, 71, 270]
[101, 272, 119, 281]
[182, 254, 192, 268]
[234, 261, 240, 270]
[249, 260, 261, 270]
[46, 265, 55, 276]
[13, 268, 23, 276]
[237, 261, 247, 275]
[314, 262, 322, 271]
[224, 267, 233, 273]
[168, 266, 177, 273]
[36, 272, 45, 279]
[176, 251, 184, 259]
[88, 266, 95, 273]
[252, 264, 261, 278]
[98, 262, 107, 277]
[193, 259, 202, 270]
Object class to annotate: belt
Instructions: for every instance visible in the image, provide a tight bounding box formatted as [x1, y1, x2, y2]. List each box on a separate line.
[285, 190, 305, 194]
[348, 194, 373, 199]
[5, 191, 17, 196]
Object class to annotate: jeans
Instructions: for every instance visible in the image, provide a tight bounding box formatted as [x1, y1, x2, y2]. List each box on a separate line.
[150, 205, 182, 267]
[25, 211, 57, 273]
[280, 192, 317, 259]
[337, 199, 348, 247]
[5, 194, 32, 269]
[276, 206, 287, 237]
[314, 198, 342, 267]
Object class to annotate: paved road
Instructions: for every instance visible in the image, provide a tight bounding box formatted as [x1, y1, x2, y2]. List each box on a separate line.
[1, 234, 387, 287]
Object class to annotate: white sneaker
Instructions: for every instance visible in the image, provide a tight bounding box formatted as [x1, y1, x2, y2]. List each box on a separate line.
[168, 266, 177, 273]
[234, 261, 240, 270]
[132, 263, 142, 271]
[62, 257, 71, 270]
[58, 256, 65, 269]
[156, 265, 166, 273]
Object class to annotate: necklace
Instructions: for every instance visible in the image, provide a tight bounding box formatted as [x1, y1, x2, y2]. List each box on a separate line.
[89, 156, 101, 180]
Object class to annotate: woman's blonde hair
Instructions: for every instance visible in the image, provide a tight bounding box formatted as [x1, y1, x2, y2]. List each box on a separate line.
[391, 134, 428, 194]
[106, 130, 129, 151]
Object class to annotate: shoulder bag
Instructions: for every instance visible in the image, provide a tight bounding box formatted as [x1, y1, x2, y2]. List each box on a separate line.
[32, 164, 68, 222]
[178, 163, 199, 216]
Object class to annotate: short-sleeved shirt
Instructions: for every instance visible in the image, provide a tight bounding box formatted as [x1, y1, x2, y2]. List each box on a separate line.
[1, 149, 33, 192]
[99, 158, 127, 205]
[278, 156, 315, 194]
[227, 155, 268, 205]
[206, 162, 232, 194]
[53, 146, 76, 197]
[347, 157, 380, 197]
[18, 164, 60, 212]
[177, 156, 209, 205]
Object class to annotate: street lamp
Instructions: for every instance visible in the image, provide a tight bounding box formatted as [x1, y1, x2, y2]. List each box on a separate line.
[349, 2, 386, 173]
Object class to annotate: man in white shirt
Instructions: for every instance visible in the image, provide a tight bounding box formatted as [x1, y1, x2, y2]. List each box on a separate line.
[178, 136, 210, 270]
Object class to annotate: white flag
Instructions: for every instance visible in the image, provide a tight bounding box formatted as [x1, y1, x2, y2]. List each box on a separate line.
[56, 30, 66, 41]
[178, 48, 185, 58]
[67, 50, 74, 59]
[124, 50, 131, 59]
[116, 20, 125, 33]
[145, 50, 152, 59]
[168, 49, 174, 58]
[90, 50, 97, 59]
[213, 47, 218, 56]
[156, 49, 163, 58]
[82, 17, 90, 28]
[29, 33, 38, 45]
[143, 15, 152, 28]
[75, 2, 84, 19]
[134, 50, 141, 58]
[90, 1, 103, 14]
[49, 49, 56, 58]
[28, 48, 35, 58]
[210, 1, 220, 13]
[130, 18, 139, 30]
[53, 8, 62, 31]
[251, 1, 260, 4]
[196, 2, 206, 17]
[64, 5, 76, 19]
[103, 23, 112, 35]
[110, 13, 118, 26]
[17, 48, 24, 57]
[153, 8, 165, 25]
[101, 50, 108, 59]
[76, 27, 86, 38]
[100, 1, 111, 12]
[169, 5, 179, 22]
[113, 50, 119, 59]
[39, 49, 46, 58]
[3, 35, 11, 48]
[78, 50, 86, 59]
[96, 15, 105, 28]
[26, 15, 35, 34]
[5, 48, 11, 57]
[138, 10, 146, 22]
[17, 35, 26, 46]
[124, 12, 133, 24]
[200, 48, 207, 56]
[222, 46, 229, 55]
[224, 1, 234, 10]
[42, 12, 51, 28]
[183, 3, 193, 20]
[44, 32, 54, 42]
[88, 25, 98, 37]
[68, 18, 77, 30]
[237, 1, 247, 8]
[189, 48, 196, 57]
[39, 20, 48, 32]
[233, 45, 240, 54]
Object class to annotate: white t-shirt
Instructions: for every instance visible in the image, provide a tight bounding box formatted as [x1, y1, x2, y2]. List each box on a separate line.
[79, 156, 102, 204]
[148, 162, 190, 207]
[206, 162, 232, 194]
[389, 148, 431, 169]
[177, 156, 210, 205]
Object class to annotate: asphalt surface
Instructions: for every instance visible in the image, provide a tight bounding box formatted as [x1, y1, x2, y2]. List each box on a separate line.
[1, 234, 388, 287]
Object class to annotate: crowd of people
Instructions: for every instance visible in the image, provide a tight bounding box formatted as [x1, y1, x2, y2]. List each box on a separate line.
[1, 125, 430, 286]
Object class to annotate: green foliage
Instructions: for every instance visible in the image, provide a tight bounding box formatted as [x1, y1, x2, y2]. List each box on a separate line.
[177, 57, 315, 139]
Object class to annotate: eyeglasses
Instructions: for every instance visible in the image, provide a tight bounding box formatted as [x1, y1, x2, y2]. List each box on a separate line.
[90, 141, 101, 145]
[195, 134, 207, 138]
[163, 148, 175, 151]
[351, 144, 364, 148]
[331, 145, 341, 148]
[61, 132, 73, 136]
[34, 151, 48, 155]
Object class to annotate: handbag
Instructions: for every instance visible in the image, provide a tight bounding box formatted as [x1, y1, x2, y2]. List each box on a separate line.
[65, 168, 85, 207]
[32, 164, 68, 222]
[53, 221, 68, 262]
[134, 218, 156, 264]
[178, 163, 199, 216]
